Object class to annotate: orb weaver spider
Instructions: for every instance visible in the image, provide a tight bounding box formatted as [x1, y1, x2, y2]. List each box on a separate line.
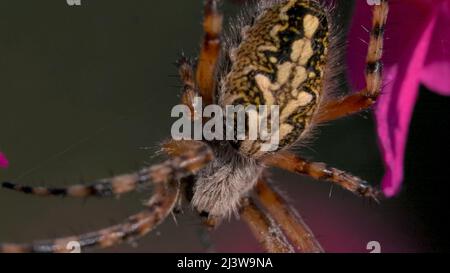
[0, 0, 388, 253]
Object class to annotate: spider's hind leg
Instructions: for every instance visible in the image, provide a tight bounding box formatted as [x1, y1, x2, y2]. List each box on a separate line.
[316, 0, 389, 123]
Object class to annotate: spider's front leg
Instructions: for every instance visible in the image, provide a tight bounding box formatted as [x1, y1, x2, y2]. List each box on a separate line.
[316, 0, 389, 123]
[1, 140, 213, 199]
[176, 55, 198, 117]
[263, 151, 380, 201]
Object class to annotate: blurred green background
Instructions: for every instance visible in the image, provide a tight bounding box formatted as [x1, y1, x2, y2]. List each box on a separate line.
[0, 0, 448, 252]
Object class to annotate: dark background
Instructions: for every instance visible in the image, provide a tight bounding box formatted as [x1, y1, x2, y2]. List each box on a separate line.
[0, 0, 449, 252]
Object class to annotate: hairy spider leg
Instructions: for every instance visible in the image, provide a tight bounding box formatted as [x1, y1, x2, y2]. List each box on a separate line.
[1, 140, 213, 198]
[316, 0, 389, 123]
[176, 55, 199, 118]
[263, 151, 380, 201]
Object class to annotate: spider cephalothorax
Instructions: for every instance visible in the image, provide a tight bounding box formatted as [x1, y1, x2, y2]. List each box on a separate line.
[0, 0, 389, 253]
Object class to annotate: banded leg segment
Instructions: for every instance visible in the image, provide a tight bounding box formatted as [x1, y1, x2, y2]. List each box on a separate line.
[317, 0, 389, 123]
[255, 179, 323, 253]
[241, 197, 294, 253]
[0, 182, 180, 253]
[263, 151, 380, 200]
[176, 55, 199, 118]
[2, 140, 213, 198]
[1, 172, 149, 198]
[195, 0, 223, 105]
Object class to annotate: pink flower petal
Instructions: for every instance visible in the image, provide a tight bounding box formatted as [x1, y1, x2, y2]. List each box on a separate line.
[0, 152, 9, 169]
[348, 1, 436, 196]
[420, 1, 450, 95]
[422, 62, 450, 95]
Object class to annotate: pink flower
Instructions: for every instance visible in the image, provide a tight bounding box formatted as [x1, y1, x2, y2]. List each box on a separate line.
[0, 152, 8, 169]
[348, 0, 450, 196]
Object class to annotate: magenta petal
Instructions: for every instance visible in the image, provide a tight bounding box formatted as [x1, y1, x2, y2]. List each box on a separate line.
[377, 16, 438, 197]
[0, 152, 9, 169]
[421, 3, 450, 95]
[421, 62, 450, 95]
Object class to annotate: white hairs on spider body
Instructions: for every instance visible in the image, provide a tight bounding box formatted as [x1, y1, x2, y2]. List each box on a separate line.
[192, 142, 263, 219]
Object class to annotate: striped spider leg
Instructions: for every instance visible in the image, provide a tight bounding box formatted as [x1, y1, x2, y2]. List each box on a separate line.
[1, 140, 212, 199]
[316, 0, 389, 123]
[263, 151, 381, 201]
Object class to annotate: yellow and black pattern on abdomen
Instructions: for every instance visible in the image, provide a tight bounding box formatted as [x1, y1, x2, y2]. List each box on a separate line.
[220, 0, 329, 156]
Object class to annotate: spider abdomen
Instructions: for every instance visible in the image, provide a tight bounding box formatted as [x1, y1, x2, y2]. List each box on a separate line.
[220, 0, 329, 157]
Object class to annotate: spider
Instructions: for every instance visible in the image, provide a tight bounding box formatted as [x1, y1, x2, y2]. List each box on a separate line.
[0, 0, 388, 253]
